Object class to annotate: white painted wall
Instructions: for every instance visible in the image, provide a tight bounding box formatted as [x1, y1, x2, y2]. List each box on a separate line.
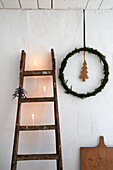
[0, 9, 113, 170]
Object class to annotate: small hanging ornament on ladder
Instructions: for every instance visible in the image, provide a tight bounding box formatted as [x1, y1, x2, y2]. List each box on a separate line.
[79, 9, 89, 82]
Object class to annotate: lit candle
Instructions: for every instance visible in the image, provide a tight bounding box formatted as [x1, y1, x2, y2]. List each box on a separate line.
[43, 86, 46, 97]
[32, 114, 34, 126]
[34, 61, 37, 70]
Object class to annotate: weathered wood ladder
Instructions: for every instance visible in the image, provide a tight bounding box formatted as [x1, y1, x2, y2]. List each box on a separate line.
[11, 49, 63, 170]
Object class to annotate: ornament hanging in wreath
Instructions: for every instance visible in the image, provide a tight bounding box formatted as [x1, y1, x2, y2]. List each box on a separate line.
[59, 10, 109, 99]
[79, 52, 89, 81]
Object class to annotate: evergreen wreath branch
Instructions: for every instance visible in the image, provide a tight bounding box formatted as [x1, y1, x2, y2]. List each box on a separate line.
[59, 47, 109, 99]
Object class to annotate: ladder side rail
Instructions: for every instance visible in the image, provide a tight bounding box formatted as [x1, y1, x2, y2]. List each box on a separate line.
[51, 49, 63, 170]
[11, 50, 26, 170]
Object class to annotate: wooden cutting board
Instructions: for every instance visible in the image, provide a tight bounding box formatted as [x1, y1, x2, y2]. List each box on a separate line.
[80, 136, 113, 170]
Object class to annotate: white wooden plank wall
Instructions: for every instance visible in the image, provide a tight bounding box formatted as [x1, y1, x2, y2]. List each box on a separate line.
[0, 1, 3, 8]
[69, 0, 78, 9]
[20, 0, 38, 9]
[38, 0, 51, 9]
[1, 0, 20, 8]
[76, 0, 88, 9]
[0, 0, 113, 10]
[53, 0, 71, 9]
[86, 0, 102, 9]
[53, 0, 88, 9]
[100, 0, 113, 9]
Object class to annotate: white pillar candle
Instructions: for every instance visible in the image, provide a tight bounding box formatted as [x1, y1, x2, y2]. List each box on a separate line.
[32, 114, 34, 126]
[34, 61, 37, 70]
[43, 86, 46, 97]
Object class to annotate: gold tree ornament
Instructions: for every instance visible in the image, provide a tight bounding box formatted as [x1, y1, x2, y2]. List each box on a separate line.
[79, 52, 89, 82]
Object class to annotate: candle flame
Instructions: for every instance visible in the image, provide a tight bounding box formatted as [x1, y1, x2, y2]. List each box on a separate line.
[32, 114, 34, 120]
[43, 86, 46, 91]
[34, 61, 37, 66]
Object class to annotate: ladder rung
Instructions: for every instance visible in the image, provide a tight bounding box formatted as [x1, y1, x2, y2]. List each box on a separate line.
[17, 154, 59, 161]
[21, 97, 55, 103]
[19, 125, 56, 131]
[23, 70, 53, 77]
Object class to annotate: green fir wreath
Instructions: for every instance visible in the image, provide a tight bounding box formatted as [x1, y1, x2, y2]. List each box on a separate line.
[59, 47, 109, 99]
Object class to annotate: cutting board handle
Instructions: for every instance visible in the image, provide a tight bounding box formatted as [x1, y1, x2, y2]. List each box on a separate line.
[98, 136, 106, 147]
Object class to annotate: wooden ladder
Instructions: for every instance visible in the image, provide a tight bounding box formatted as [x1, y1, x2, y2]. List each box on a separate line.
[11, 49, 63, 170]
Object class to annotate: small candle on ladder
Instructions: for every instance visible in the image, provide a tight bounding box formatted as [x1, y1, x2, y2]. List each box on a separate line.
[34, 61, 37, 70]
[43, 86, 46, 97]
[32, 114, 35, 126]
